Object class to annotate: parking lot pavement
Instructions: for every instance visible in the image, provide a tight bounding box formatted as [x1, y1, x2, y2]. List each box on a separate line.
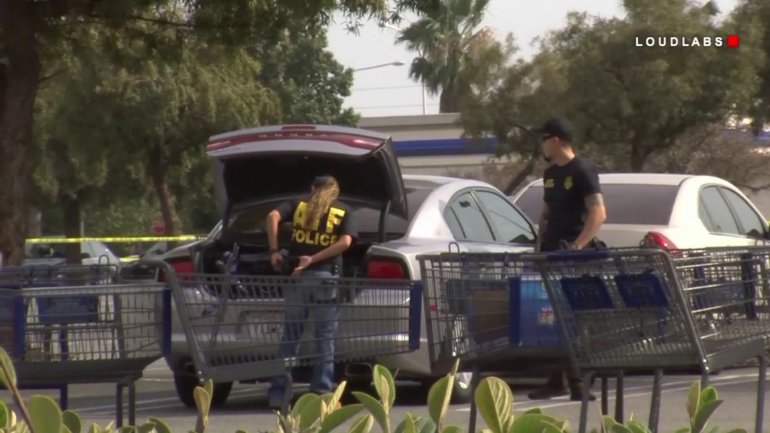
[2, 361, 768, 433]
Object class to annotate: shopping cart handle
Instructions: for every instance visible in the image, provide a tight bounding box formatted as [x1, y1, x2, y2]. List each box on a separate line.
[545, 250, 610, 261]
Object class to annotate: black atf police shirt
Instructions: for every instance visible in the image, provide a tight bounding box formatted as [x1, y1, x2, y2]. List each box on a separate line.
[276, 198, 357, 265]
[541, 156, 601, 249]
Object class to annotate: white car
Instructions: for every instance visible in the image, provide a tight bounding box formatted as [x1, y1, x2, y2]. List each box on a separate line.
[159, 124, 538, 407]
[512, 173, 770, 250]
[24, 239, 122, 268]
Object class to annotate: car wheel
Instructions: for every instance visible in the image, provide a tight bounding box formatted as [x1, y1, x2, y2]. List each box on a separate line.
[450, 371, 475, 403]
[173, 372, 233, 409]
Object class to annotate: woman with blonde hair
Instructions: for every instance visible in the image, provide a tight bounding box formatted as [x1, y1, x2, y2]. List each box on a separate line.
[264, 175, 357, 410]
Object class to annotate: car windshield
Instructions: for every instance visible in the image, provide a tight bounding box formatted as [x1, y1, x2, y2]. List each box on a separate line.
[25, 243, 68, 259]
[227, 187, 433, 241]
[515, 183, 679, 226]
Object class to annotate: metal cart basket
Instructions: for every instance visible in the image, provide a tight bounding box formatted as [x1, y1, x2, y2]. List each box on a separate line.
[533, 249, 767, 433]
[162, 265, 422, 412]
[0, 278, 170, 426]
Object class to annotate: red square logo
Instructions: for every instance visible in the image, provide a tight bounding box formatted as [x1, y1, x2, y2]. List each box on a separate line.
[727, 34, 740, 47]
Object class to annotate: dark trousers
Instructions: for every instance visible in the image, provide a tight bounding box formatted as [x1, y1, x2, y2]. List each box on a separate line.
[539, 238, 597, 394]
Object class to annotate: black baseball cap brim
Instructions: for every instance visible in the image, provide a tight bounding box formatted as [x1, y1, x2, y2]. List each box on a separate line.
[536, 117, 573, 142]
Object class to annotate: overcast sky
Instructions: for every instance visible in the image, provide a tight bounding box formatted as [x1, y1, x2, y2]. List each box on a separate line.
[327, 0, 740, 118]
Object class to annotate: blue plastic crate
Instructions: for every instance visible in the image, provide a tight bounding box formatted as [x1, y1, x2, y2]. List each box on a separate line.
[509, 276, 562, 347]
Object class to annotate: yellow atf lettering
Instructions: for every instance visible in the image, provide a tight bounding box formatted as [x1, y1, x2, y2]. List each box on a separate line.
[294, 229, 306, 243]
[319, 234, 330, 246]
[293, 202, 307, 227]
[326, 207, 346, 233]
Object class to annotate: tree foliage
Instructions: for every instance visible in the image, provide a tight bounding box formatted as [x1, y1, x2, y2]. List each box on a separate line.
[396, 0, 506, 112]
[461, 0, 767, 197]
[0, 0, 435, 264]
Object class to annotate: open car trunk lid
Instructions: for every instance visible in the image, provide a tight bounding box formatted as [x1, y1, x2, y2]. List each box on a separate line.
[206, 124, 408, 221]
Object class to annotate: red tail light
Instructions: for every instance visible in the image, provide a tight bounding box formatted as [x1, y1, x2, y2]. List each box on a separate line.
[366, 258, 407, 279]
[642, 232, 679, 251]
[158, 258, 194, 282]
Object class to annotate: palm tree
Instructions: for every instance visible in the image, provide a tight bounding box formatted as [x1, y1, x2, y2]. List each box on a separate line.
[396, 0, 492, 113]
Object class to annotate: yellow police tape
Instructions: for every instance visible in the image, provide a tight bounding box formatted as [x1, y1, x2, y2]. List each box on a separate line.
[26, 235, 204, 244]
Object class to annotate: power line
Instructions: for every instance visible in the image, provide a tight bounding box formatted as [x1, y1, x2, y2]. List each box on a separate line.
[353, 103, 441, 109]
[351, 84, 423, 92]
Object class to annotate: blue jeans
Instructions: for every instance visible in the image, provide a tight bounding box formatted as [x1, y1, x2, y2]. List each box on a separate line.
[268, 269, 339, 401]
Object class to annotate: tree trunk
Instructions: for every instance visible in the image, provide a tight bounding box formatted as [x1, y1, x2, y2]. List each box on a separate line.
[0, 0, 41, 265]
[630, 142, 646, 173]
[503, 140, 542, 195]
[148, 149, 181, 235]
[439, 87, 460, 113]
[61, 194, 82, 265]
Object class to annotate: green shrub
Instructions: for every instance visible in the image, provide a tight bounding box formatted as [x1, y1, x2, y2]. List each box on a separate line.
[0, 346, 751, 433]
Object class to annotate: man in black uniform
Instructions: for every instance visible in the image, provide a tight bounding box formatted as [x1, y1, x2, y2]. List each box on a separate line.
[264, 175, 357, 409]
[529, 117, 607, 400]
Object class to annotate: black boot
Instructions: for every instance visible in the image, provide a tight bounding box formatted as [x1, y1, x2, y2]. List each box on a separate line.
[568, 374, 597, 401]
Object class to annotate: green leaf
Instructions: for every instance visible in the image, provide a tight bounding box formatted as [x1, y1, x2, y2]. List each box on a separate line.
[723, 429, 748, 433]
[474, 377, 514, 433]
[118, 427, 134, 433]
[234, 431, 248, 433]
[0, 348, 17, 390]
[673, 428, 689, 433]
[700, 386, 718, 404]
[137, 423, 157, 433]
[193, 386, 211, 421]
[395, 413, 417, 433]
[29, 395, 63, 433]
[610, 425, 633, 433]
[691, 400, 723, 433]
[687, 381, 701, 421]
[326, 380, 348, 412]
[319, 404, 364, 433]
[427, 375, 456, 428]
[602, 416, 619, 433]
[442, 425, 463, 433]
[373, 365, 396, 411]
[62, 410, 82, 433]
[297, 394, 324, 430]
[0, 401, 9, 429]
[509, 414, 555, 433]
[523, 408, 543, 415]
[542, 420, 569, 433]
[204, 380, 214, 403]
[353, 391, 390, 433]
[415, 417, 437, 433]
[625, 420, 651, 433]
[291, 393, 319, 418]
[62, 426, 73, 433]
[349, 415, 374, 433]
[87, 423, 101, 433]
[148, 417, 171, 433]
[404, 414, 419, 433]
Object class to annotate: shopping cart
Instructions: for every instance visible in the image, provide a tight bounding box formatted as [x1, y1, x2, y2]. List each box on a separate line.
[532, 248, 767, 433]
[0, 278, 171, 426]
[418, 252, 568, 433]
[0, 263, 119, 289]
[160, 263, 422, 413]
[669, 246, 770, 347]
[418, 252, 562, 369]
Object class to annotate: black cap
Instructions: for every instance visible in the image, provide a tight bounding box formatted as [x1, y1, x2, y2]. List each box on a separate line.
[537, 117, 573, 142]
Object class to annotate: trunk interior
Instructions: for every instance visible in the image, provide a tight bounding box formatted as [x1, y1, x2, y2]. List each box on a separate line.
[195, 225, 375, 279]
